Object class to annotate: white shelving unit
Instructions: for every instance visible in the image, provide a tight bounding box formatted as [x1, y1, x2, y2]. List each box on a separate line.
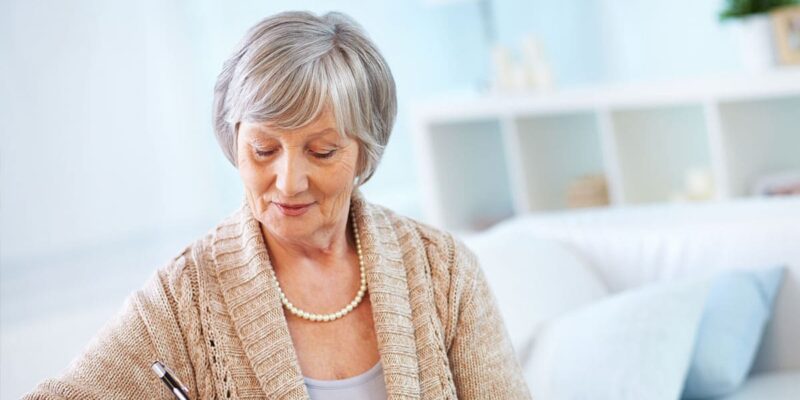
[412, 69, 800, 232]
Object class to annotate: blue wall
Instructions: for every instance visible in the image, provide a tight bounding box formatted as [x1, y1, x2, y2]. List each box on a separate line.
[596, 0, 740, 82]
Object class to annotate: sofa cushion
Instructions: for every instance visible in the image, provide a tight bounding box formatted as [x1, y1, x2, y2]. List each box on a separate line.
[712, 370, 800, 400]
[524, 279, 710, 400]
[683, 266, 786, 398]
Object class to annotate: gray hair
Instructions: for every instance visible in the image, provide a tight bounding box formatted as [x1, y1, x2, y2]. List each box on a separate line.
[212, 11, 397, 186]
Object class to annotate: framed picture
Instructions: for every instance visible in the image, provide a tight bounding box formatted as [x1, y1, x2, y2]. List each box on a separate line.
[772, 5, 800, 65]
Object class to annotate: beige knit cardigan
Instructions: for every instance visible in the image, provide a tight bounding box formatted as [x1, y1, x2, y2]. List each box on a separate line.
[24, 188, 531, 399]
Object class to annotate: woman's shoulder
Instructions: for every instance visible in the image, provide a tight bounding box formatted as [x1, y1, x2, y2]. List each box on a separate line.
[370, 203, 482, 296]
[373, 202, 477, 261]
[137, 239, 202, 317]
[156, 205, 245, 283]
[138, 225, 220, 321]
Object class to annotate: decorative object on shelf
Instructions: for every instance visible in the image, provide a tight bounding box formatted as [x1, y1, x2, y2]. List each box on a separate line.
[751, 169, 800, 196]
[491, 34, 555, 94]
[671, 167, 715, 203]
[772, 5, 800, 64]
[520, 34, 555, 91]
[490, 44, 516, 92]
[566, 174, 609, 209]
[720, 0, 798, 19]
[719, 0, 799, 71]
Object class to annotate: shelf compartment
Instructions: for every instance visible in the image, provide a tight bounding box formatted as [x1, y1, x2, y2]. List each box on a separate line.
[512, 112, 607, 211]
[717, 95, 800, 197]
[427, 119, 515, 231]
[611, 105, 713, 204]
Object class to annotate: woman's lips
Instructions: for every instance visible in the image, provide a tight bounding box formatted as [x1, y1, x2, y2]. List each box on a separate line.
[274, 202, 313, 216]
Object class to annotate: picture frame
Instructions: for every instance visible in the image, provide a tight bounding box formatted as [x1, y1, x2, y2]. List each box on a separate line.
[772, 5, 800, 65]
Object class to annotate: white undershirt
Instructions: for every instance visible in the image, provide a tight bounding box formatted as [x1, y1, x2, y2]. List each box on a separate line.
[303, 360, 387, 400]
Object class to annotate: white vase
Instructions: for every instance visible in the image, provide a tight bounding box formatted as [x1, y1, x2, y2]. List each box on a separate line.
[730, 14, 777, 72]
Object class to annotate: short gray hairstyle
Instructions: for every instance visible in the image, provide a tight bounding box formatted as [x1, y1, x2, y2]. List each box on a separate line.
[213, 11, 397, 186]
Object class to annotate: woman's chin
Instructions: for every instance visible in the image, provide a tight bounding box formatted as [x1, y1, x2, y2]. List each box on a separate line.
[264, 209, 315, 234]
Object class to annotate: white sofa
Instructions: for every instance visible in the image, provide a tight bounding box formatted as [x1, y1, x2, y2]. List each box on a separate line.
[459, 196, 800, 399]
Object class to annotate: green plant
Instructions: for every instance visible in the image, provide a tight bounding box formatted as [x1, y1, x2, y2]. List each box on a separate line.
[719, 0, 799, 20]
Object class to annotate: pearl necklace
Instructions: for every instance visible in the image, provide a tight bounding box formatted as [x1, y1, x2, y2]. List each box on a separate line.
[268, 207, 367, 322]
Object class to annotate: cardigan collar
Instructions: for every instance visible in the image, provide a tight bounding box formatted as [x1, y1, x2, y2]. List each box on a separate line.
[210, 188, 422, 399]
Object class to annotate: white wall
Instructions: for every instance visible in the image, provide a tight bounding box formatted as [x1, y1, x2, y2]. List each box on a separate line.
[1, 0, 228, 264]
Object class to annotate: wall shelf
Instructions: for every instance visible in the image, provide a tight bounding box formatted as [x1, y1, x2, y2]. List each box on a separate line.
[412, 68, 800, 232]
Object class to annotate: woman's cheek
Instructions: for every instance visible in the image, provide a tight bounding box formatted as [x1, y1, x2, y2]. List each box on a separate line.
[239, 159, 271, 194]
[326, 156, 357, 190]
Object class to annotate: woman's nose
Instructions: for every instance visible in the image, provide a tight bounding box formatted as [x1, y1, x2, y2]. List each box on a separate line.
[275, 150, 309, 197]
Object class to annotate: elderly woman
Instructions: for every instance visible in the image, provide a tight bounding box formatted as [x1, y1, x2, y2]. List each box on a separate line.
[24, 11, 530, 400]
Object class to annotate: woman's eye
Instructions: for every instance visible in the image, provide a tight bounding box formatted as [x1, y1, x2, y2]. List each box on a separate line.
[313, 149, 337, 159]
[252, 146, 335, 159]
[254, 149, 275, 158]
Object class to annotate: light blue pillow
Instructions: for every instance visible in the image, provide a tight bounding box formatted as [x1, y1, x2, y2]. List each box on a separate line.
[681, 266, 786, 399]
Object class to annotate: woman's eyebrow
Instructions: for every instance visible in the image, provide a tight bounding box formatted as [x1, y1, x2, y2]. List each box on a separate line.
[256, 127, 338, 139]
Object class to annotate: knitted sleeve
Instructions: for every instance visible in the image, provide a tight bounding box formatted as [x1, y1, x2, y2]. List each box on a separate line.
[447, 237, 533, 399]
[21, 260, 196, 400]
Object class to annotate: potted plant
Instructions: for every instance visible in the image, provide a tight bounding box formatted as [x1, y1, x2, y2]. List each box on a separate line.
[720, 0, 799, 70]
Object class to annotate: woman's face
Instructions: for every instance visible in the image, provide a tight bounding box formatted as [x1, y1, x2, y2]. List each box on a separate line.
[237, 107, 360, 245]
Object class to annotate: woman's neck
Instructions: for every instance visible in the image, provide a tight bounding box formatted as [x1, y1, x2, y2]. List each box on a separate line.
[261, 216, 356, 274]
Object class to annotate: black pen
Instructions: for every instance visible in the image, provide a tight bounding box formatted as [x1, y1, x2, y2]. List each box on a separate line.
[151, 360, 191, 400]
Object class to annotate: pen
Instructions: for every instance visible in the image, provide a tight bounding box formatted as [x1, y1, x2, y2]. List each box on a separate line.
[151, 360, 191, 400]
